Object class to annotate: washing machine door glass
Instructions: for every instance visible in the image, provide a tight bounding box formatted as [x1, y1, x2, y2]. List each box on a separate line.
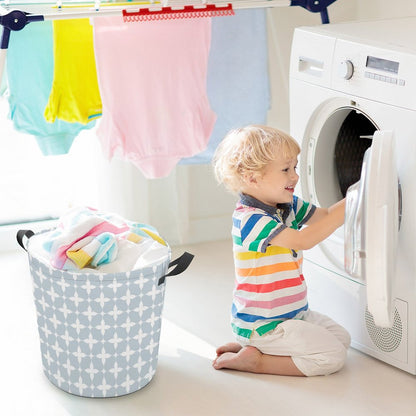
[345, 130, 399, 327]
[304, 107, 376, 274]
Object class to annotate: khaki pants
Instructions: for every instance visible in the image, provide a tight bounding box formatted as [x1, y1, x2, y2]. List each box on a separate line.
[235, 310, 351, 376]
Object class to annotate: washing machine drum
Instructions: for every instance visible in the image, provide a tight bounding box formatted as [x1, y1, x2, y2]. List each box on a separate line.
[334, 111, 376, 197]
[307, 108, 377, 208]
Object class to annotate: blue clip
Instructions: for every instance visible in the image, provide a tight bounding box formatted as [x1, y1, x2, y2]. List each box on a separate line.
[0, 10, 44, 49]
[291, 0, 338, 24]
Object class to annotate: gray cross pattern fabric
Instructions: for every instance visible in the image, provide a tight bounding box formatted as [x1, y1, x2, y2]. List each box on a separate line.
[28, 251, 170, 398]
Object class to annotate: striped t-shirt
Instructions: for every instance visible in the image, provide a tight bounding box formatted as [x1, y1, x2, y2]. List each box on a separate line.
[231, 194, 316, 339]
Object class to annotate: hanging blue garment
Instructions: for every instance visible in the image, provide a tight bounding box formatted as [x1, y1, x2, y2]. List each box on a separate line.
[180, 9, 270, 165]
[6, 21, 95, 155]
[0, 63, 6, 96]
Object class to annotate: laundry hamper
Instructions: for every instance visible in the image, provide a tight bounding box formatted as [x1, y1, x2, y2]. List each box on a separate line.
[17, 229, 193, 398]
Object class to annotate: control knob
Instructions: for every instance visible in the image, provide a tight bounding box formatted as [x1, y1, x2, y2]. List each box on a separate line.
[338, 60, 354, 80]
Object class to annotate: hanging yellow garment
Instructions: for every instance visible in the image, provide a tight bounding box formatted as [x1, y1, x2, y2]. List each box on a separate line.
[44, 19, 102, 125]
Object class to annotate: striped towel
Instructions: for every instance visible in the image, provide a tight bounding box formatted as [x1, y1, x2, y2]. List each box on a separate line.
[42, 207, 166, 270]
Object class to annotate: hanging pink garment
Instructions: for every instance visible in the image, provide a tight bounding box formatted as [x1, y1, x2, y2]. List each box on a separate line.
[93, 16, 216, 178]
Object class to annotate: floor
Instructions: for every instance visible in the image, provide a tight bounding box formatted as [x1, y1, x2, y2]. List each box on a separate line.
[1, 239, 415, 416]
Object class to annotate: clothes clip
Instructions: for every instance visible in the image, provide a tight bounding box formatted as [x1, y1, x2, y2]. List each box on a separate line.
[122, 3, 234, 22]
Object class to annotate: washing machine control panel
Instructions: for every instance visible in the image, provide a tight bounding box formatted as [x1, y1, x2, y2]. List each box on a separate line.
[290, 27, 416, 109]
[338, 57, 404, 84]
[331, 39, 416, 110]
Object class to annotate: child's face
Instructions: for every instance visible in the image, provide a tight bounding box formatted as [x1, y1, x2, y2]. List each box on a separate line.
[248, 154, 299, 206]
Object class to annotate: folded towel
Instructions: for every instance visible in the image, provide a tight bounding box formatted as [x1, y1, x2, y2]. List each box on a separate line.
[42, 207, 167, 270]
[66, 231, 118, 269]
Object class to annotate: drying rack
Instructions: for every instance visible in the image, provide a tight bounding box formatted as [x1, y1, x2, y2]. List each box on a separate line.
[0, 0, 337, 86]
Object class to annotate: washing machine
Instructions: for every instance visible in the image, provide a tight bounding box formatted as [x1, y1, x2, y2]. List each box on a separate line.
[289, 16, 416, 374]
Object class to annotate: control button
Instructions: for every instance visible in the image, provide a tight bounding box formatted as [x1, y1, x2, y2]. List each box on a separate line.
[338, 60, 354, 80]
[364, 72, 400, 84]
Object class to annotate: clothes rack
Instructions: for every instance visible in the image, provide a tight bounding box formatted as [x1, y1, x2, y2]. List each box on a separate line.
[0, 0, 338, 94]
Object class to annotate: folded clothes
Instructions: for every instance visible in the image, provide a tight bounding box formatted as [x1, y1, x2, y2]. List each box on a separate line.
[39, 207, 167, 271]
[96, 238, 169, 274]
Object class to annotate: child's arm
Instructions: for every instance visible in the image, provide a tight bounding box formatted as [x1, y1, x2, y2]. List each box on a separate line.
[270, 199, 345, 251]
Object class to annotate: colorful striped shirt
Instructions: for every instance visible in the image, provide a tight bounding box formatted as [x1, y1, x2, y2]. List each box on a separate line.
[231, 194, 316, 338]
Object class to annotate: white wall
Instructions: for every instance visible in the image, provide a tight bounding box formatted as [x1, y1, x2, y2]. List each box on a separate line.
[101, 0, 416, 246]
[356, 0, 416, 19]
[97, 157, 236, 246]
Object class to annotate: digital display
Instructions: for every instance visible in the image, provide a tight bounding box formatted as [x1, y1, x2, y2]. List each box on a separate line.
[366, 56, 399, 74]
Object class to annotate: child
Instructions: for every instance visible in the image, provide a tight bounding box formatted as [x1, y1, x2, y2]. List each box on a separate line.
[212, 125, 350, 377]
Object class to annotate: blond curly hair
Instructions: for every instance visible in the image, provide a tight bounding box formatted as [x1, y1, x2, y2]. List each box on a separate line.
[213, 125, 301, 194]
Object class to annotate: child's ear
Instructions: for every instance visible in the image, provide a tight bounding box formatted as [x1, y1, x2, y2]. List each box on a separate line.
[243, 172, 260, 186]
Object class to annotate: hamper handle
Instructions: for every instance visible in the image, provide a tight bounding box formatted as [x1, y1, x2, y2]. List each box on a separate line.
[16, 229, 35, 251]
[158, 251, 194, 285]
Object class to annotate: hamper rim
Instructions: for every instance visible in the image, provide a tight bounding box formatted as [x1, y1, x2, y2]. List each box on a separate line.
[28, 251, 172, 282]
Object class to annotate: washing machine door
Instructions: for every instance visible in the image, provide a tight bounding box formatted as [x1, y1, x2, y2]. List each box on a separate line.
[345, 130, 399, 327]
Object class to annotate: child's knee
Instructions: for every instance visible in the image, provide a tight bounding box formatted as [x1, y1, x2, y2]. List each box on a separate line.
[293, 345, 348, 376]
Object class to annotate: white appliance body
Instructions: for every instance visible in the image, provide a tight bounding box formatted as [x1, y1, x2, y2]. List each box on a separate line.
[289, 17, 416, 374]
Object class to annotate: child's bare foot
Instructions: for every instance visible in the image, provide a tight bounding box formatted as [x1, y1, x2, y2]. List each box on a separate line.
[215, 342, 242, 356]
[213, 344, 305, 376]
[213, 345, 262, 373]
